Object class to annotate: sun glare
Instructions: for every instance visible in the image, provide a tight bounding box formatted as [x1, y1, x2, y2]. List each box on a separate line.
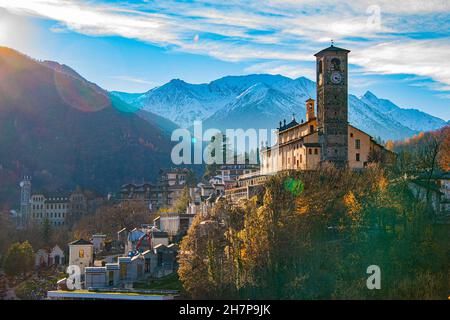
[0, 9, 35, 51]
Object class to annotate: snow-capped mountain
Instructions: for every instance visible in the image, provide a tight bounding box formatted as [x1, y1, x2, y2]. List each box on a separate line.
[360, 91, 446, 132]
[112, 74, 314, 129]
[203, 82, 306, 132]
[348, 95, 416, 141]
[112, 74, 447, 141]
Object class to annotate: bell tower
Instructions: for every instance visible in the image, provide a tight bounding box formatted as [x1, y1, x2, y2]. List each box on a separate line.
[315, 43, 350, 168]
[305, 98, 315, 122]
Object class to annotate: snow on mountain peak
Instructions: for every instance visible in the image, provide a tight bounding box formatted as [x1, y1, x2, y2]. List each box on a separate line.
[114, 74, 447, 140]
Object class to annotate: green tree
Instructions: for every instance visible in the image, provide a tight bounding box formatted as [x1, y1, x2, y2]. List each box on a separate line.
[172, 186, 191, 213]
[178, 164, 449, 299]
[3, 241, 34, 276]
[42, 218, 52, 246]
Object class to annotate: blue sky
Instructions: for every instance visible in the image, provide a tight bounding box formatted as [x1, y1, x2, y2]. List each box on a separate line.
[0, 0, 449, 120]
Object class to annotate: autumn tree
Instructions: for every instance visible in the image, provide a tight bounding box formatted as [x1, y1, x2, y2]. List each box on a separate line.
[178, 164, 449, 299]
[3, 241, 34, 276]
[71, 201, 151, 240]
[172, 186, 191, 213]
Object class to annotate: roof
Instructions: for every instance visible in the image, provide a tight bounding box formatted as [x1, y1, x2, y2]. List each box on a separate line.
[279, 118, 299, 132]
[117, 227, 127, 234]
[314, 45, 350, 56]
[69, 239, 92, 246]
[92, 234, 106, 238]
[85, 267, 107, 273]
[153, 243, 168, 250]
[152, 231, 169, 238]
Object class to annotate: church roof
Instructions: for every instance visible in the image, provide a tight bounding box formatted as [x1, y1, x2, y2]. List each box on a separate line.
[314, 45, 350, 56]
[279, 119, 299, 132]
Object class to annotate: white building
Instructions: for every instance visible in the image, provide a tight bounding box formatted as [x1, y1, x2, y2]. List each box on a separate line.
[30, 194, 69, 227]
[68, 239, 94, 273]
[154, 212, 195, 237]
[35, 245, 65, 268]
[91, 234, 106, 254]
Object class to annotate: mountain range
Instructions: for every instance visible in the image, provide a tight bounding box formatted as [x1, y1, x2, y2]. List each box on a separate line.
[0, 47, 177, 209]
[0, 47, 448, 208]
[113, 75, 447, 141]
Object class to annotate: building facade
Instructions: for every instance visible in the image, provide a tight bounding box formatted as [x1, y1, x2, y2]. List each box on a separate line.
[68, 239, 94, 274]
[30, 194, 69, 227]
[118, 168, 189, 211]
[260, 45, 395, 174]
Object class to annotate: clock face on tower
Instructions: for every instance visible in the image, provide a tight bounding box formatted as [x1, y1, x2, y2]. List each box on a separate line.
[331, 71, 342, 84]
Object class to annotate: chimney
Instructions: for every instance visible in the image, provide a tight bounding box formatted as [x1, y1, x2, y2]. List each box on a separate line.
[305, 98, 315, 122]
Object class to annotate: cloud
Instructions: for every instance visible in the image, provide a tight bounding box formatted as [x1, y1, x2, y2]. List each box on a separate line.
[111, 75, 155, 85]
[245, 61, 315, 80]
[0, 0, 449, 91]
[351, 39, 450, 90]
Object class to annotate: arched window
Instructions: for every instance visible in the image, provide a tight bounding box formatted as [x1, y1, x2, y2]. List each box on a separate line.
[331, 58, 341, 71]
[79, 249, 84, 258]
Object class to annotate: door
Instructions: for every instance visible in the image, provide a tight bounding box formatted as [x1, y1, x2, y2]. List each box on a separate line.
[108, 271, 114, 286]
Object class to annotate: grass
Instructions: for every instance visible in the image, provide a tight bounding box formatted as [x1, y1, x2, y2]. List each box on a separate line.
[133, 272, 182, 291]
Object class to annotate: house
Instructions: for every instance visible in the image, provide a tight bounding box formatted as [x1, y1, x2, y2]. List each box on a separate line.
[124, 226, 169, 255]
[64, 227, 179, 290]
[409, 171, 450, 215]
[50, 245, 65, 266]
[83, 245, 178, 289]
[35, 245, 65, 268]
[154, 212, 195, 237]
[35, 249, 49, 269]
[91, 234, 106, 253]
[225, 172, 269, 203]
[68, 239, 94, 274]
[118, 168, 190, 212]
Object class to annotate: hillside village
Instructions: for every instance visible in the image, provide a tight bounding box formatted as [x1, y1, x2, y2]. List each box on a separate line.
[1, 44, 449, 300]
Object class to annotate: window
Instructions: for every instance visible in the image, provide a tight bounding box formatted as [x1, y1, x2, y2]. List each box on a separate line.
[308, 149, 312, 155]
[120, 264, 127, 279]
[79, 249, 84, 258]
[157, 252, 163, 267]
[309, 125, 314, 133]
[355, 139, 361, 150]
[356, 153, 360, 162]
[314, 148, 318, 155]
[350, 133, 353, 138]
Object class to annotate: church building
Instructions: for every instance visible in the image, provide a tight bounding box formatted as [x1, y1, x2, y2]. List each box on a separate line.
[260, 44, 395, 174]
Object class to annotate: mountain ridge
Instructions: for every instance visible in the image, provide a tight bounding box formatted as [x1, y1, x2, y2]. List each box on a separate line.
[113, 74, 447, 141]
[0, 47, 175, 209]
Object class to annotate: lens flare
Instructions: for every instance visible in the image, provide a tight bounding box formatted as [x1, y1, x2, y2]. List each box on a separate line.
[52, 64, 110, 112]
[284, 177, 304, 196]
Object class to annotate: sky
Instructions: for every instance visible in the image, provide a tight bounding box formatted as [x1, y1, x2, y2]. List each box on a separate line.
[0, 0, 449, 120]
